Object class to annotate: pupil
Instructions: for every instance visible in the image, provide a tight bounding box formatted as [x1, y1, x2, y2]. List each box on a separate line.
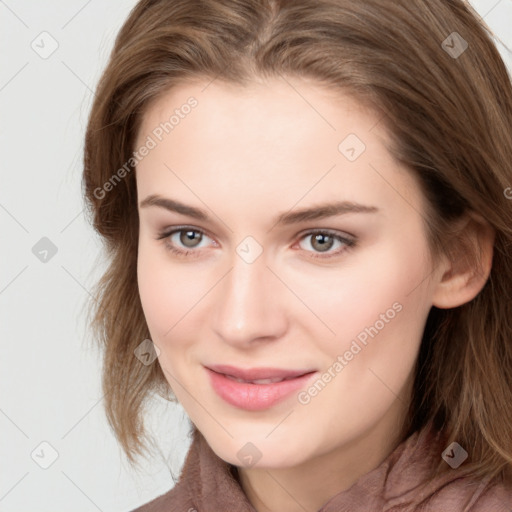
[313, 233, 333, 252]
[181, 230, 202, 248]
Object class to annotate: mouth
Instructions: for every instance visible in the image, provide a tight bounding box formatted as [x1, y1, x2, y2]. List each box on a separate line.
[205, 364, 317, 411]
[224, 375, 299, 384]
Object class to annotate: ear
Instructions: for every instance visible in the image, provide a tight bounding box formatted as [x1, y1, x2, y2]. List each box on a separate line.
[431, 211, 495, 309]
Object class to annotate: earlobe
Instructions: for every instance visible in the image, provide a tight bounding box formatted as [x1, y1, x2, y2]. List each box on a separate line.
[431, 212, 495, 310]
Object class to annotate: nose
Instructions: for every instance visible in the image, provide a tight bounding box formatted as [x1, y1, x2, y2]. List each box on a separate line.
[212, 249, 289, 348]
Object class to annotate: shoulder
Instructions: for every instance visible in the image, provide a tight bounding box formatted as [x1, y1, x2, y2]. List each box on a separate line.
[419, 475, 512, 512]
[129, 481, 193, 512]
[129, 428, 203, 511]
[382, 424, 512, 512]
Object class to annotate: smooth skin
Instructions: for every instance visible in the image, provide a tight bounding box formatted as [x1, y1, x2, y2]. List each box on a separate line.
[135, 76, 494, 512]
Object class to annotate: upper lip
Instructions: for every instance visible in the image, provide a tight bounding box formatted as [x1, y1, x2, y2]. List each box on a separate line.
[206, 364, 316, 381]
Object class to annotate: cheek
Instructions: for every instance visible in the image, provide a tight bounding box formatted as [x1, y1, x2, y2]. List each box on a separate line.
[303, 230, 432, 359]
[305, 234, 432, 410]
[137, 240, 208, 341]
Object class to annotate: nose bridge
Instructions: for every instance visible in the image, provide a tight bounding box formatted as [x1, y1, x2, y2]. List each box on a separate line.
[212, 248, 287, 345]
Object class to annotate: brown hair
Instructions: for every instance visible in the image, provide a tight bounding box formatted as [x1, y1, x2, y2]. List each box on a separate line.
[83, 0, 512, 485]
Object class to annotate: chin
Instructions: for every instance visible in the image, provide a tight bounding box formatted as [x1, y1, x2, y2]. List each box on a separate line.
[203, 426, 315, 469]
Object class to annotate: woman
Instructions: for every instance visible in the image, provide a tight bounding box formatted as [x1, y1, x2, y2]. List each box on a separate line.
[83, 0, 512, 510]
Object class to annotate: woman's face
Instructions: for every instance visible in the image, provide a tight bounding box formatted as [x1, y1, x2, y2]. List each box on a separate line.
[135, 77, 442, 469]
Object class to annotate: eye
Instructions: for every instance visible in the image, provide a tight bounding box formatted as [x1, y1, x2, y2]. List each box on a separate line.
[156, 226, 214, 257]
[296, 230, 356, 259]
[156, 226, 356, 260]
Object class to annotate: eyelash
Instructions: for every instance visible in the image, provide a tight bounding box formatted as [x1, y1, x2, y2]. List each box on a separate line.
[155, 226, 357, 260]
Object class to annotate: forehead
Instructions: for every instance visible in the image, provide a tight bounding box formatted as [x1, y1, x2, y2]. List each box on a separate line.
[135, 77, 424, 224]
[137, 76, 380, 147]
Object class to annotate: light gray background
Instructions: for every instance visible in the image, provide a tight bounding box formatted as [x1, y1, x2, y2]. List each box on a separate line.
[1, 1, 511, 510]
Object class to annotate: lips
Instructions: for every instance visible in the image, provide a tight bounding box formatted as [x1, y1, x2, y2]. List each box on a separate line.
[205, 364, 317, 411]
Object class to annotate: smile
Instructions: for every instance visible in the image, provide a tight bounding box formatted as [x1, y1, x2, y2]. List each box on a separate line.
[205, 364, 317, 411]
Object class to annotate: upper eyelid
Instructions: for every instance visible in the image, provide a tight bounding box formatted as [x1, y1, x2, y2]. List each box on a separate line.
[161, 226, 216, 244]
[160, 226, 354, 247]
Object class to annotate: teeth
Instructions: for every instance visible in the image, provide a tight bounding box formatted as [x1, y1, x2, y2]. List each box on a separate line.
[251, 378, 285, 384]
[225, 375, 286, 384]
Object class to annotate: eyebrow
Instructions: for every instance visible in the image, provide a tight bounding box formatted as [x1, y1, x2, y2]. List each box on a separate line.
[139, 194, 379, 226]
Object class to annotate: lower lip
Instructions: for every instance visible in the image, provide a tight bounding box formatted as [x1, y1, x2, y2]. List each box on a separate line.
[206, 368, 316, 411]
